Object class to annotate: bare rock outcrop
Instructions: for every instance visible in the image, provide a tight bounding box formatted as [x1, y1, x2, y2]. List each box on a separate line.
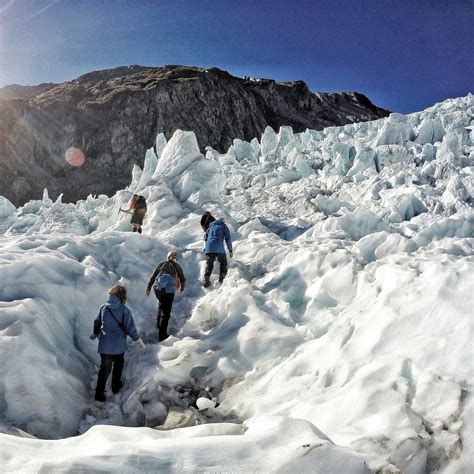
[0, 65, 389, 205]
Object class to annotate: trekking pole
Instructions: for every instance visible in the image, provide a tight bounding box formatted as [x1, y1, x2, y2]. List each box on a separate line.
[119, 208, 133, 214]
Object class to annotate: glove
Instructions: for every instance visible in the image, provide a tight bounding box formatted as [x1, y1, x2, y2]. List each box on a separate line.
[229, 251, 233, 258]
[136, 338, 145, 348]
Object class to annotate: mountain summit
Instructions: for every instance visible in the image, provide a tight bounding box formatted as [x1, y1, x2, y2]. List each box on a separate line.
[0, 65, 388, 205]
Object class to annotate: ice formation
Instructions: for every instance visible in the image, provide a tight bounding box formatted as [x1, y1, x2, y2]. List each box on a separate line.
[0, 95, 473, 473]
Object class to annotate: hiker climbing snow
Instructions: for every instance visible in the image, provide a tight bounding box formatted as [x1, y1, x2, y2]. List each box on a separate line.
[203, 213, 232, 288]
[146, 251, 186, 341]
[121, 194, 147, 233]
[90, 285, 145, 402]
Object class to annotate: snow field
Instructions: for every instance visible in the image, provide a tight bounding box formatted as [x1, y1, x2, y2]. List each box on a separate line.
[1, 417, 394, 473]
[0, 94, 473, 472]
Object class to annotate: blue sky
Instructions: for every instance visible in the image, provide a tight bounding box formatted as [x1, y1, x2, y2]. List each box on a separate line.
[0, 0, 472, 113]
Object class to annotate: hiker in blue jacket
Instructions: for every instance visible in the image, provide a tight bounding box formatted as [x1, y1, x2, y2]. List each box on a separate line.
[90, 285, 145, 402]
[203, 214, 232, 287]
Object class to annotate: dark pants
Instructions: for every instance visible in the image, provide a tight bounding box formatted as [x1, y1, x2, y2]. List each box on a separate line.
[205, 253, 228, 283]
[154, 288, 175, 341]
[96, 353, 124, 395]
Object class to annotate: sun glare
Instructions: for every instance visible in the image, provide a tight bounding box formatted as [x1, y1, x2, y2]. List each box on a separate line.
[65, 147, 85, 167]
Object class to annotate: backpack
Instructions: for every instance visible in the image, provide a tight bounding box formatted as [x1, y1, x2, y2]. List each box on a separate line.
[135, 195, 147, 213]
[154, 260, 182, 291]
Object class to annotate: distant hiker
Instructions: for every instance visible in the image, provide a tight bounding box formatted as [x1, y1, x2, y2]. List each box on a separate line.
[203, 214, 232, 288]
[125, 194, 147, 233]
[146, 251, 186, 341]
[200, 211, 216, 232]
[90, 285, 145, 402]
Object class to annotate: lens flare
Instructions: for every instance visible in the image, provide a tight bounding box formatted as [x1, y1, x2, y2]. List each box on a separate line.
[65, 147, 85, 167]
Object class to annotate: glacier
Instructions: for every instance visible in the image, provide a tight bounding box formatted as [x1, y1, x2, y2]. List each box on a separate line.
[0, 95, 473, 473]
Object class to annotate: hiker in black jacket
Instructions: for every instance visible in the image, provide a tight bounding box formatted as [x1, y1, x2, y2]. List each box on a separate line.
[124, 194, 147, 233]
[146, 251, 186, 341]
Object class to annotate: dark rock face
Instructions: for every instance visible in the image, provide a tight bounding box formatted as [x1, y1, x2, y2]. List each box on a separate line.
[0, 65, 389, 205]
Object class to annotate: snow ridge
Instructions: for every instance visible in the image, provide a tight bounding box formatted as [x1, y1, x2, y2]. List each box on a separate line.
[0, 95, 473, 473]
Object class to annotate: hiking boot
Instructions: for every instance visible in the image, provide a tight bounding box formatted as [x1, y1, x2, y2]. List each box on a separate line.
[112, 381, 123, 394]
[95, 392, 106, 402]
[132, 228, 137, 233]
[203, 280, 211, 288]
[137, 228, 142, 234]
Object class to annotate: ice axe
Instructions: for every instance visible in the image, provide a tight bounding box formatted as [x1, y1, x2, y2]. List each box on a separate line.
[119, 208, 133, 215]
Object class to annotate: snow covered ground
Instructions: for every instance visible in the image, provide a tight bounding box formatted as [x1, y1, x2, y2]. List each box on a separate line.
[0, 95, 473, 473]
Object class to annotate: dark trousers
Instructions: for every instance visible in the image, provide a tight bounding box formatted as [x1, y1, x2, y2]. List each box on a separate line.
[154, 288, 175, 341]
[96, 353, 124, 395]
[205, 253, 228, 282]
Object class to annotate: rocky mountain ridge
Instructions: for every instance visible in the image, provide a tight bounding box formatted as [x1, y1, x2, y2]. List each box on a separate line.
[0, 65, 389, 205]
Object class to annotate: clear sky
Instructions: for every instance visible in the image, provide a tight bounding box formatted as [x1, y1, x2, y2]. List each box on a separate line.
[0, 0, 472, 113]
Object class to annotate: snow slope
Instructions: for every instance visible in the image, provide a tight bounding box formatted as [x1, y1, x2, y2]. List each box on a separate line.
[0, 95, 473, 473]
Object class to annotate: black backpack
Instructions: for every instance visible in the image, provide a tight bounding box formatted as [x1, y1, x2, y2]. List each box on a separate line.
[136, 195, 147, 211]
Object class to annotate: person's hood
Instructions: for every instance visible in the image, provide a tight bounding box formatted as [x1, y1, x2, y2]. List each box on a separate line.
[212, 219, 225, 225]
[105, 294, 122, 310]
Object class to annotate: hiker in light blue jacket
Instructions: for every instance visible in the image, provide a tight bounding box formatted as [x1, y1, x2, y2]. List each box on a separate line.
[203, 215, 233, 287]
[90, 285, 144, 402]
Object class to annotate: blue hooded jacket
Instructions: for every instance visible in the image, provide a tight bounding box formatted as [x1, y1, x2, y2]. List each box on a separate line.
[94, 294, 140, 354]
[204, 220, 232, 254]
